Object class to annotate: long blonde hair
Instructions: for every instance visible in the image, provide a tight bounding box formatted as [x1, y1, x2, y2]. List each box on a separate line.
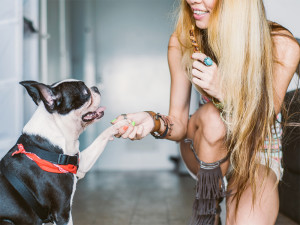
[175, 0, 277, 211]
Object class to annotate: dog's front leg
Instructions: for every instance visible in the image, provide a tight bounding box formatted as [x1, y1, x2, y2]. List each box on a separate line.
[66, 213, 73, 225]
[77, 120, 129, 179]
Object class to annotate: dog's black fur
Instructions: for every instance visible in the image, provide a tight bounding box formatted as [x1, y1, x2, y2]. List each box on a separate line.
[0, 134, 74, 224]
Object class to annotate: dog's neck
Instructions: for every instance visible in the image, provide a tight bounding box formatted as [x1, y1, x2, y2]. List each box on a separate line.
[23, 104, 81, 155]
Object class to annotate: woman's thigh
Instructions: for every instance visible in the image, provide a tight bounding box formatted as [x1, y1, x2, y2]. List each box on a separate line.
[226, 165, 279, 225]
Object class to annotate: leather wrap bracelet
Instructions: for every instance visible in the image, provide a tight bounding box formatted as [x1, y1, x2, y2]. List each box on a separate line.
[145, 111, 172, 139]
[145, 111, 161, 133]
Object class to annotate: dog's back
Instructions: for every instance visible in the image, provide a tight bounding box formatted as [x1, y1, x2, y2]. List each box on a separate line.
[0, 144, 37, 225]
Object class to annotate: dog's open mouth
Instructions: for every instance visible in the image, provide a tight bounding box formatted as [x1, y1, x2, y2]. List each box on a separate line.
[82, 106, 106, 122]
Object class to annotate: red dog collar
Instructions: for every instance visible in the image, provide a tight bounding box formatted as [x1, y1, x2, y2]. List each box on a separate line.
[12, 144, 78, 174]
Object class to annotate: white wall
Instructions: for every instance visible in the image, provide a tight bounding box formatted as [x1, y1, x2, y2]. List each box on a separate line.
[0, 0, 23, 158]
[23, 0, 40, 123]
[264, 0, 300, 38]
[70, 0, 179, 171]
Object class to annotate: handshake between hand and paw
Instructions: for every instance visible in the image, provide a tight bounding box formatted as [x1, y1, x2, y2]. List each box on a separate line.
[110, 112, 154, 140]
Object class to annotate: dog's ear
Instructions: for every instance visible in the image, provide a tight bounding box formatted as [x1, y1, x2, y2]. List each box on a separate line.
[20, 80, 61, 112]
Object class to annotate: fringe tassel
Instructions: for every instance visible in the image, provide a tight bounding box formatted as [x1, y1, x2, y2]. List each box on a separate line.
[189, 166, 225, 225]
[189, 214, 216, 225]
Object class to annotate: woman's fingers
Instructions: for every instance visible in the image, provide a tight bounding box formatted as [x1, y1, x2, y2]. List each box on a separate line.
[128, 126, 138, 140]
[110, 111, 151, 140]
[121, 125, 134, 139]
[136, 125, 144, 140]
[191, 52, 206, 61]
[191, 55, 215, 83]
[192, 52, 216, 67]
[122, 124, 144, 140]
[111, 113, 131, 138]
[114, 125, 127, 138]
[192, 60, 209, 73]
[192, 68, 207, 80]
[111, 114, 127, 124]
[112, 119, 131, 138]
[191, 52, 219, 95]
[192, 77, 208, 90]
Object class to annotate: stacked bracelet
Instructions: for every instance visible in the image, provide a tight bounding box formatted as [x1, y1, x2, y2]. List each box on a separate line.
[145, 111, 173, 139]
[145, 111, 161, 133]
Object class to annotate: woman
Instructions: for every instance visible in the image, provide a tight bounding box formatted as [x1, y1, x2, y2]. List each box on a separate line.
[112, 0, 300, 224]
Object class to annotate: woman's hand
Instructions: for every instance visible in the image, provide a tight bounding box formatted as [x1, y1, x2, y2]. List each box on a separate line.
[191, 53, 223, 102]
[111, 112, 154, 140]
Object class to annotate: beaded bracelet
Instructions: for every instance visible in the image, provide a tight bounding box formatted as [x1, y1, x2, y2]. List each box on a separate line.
[159, 114, 173, 139]
[212, 97, 224, 111]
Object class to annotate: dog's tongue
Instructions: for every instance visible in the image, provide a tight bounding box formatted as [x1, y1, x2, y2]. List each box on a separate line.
[82, 106, 106, 122]
[96, 106, 106, 114]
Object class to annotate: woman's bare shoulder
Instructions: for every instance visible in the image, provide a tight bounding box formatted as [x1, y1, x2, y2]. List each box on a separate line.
[168, 32, 182, 51]
[168, 32, 185, 65]
[271, 23, 300, 67]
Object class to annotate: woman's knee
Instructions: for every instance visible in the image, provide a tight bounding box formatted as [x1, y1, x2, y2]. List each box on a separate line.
[196, 103, 226, 146]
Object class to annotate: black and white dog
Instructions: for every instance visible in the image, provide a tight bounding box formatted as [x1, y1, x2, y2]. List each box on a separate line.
[0, 80, 127, 225]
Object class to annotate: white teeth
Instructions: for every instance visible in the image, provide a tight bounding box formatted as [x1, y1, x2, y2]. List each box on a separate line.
[194, 10, 207, 15]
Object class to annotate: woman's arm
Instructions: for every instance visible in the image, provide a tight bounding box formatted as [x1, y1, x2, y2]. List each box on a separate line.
[112, 34, 192, 141]
[272, 30, 300, 114]
[166, 34, 192, 141]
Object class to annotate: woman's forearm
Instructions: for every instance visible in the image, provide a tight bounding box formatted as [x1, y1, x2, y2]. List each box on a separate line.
[155, 114, 188, 142]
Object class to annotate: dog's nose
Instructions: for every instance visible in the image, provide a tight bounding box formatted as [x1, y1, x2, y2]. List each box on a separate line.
[91, 86, 100, 94]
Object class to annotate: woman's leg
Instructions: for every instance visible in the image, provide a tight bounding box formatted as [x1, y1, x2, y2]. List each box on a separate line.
[226, 166, 279, 225]
[181, 102, 229, 178]
[181, 102, 229, 224]
[181, 102, 279, 224]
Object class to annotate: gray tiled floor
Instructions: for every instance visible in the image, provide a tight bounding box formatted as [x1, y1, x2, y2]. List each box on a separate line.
[72, 171, 299, 225]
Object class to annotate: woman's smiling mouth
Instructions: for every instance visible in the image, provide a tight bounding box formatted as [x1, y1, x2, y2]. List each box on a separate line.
[193, 9, 209, 20]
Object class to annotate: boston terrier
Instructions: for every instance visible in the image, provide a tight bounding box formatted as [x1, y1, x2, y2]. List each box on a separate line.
[0, 80, 128, 225]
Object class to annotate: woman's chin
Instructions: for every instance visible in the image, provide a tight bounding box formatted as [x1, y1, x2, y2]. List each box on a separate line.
[195, 20, 209, 30]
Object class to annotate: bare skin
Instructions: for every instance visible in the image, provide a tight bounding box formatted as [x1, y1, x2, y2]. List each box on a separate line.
[112, 0, 300, 223]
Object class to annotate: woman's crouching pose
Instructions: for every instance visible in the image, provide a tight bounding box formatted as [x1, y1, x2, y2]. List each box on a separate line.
[112, 0, 300, 224]
[182, 102, 279, 224]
